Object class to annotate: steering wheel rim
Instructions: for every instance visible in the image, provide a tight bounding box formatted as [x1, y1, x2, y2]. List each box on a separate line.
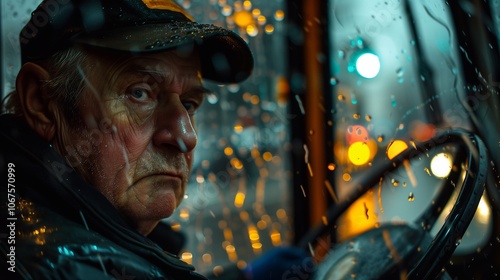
[300, 129, 488, 279]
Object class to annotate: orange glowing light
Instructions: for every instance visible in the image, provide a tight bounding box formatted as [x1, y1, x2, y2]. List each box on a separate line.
[327, 163, 336, 171]
[246, 24, 258, 37]
[342, 173, 352, 181]
[347, 141, 371, 166]
[181, 252, 193, 264]
[265, 24, 275, 34]
[230, 158, 243, 169]
[224, 228, 234, 241]
[234, 192, 245, 207]
[234, 124, 244, 133]
[386, 140, 409, 160]
[263, 152, 273, 161]
[224, 147, 234, 156]
[250, 95, 260, 104]
[275, 76, 290, 105]
[179, 208, 189, 220]
[234, 10, 254, 27]
[409, 121, 436, 142]
[270, 230, 282, 246]
[251, 243, 262, 249]
[346, 125, 369, 145]
[274, 10, 285, 21]
[336, 191, 378, 241]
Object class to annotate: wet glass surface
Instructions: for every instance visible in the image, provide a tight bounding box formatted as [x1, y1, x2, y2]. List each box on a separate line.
[2, 0, 499, 278]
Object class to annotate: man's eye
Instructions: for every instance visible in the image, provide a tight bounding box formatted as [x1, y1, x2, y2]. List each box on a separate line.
[182, 101, 199, 114]
[127, 86, 152, 103]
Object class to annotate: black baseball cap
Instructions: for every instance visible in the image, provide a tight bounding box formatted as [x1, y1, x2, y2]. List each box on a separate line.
[20, 0, 254, 83]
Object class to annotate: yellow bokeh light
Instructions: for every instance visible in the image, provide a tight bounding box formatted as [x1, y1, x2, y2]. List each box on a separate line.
[202, 253, 213, 265]
[347, 141, 371, 166]
[224, 228, 234, 241]
[257, 15, 266, 25]
[249, 232, 260, 241]
[270, 230, 282, 246]
[343, 173, 352, 182]
[234, 124, 244, 133]
[263, 152, 273, 161]
[234, 10, 254, 27]
[179, 208, 189, 220]
[170, 223, 181, 231]
[386, 139, 409, 160]
[181, 252, 193, 264]
[243, 0, 252, 10]
[328, 163, 336, 171]
[246, 24, 258, 36]
[230, 158, 244, 169]
[276, 209, 287, 219]
[251, 242, 262, 249]
[225, 244, 236, 253]
[430, 153, 453, 178]
[265, 24, 274, 34]
[477, 195, 491, 224]
[252, 8, 261, 16]
[234, 192, 246, 207]
[274, 10, 285, 21]
[250, 95, 260, 104]
[221, 4, 232, 16]
[224, 147, 234, 156]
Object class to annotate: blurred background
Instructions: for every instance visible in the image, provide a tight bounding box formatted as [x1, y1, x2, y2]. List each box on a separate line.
[2, 0, 499, 279]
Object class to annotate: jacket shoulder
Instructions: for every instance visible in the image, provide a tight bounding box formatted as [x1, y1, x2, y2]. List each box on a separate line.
[2, 200, 167, 280]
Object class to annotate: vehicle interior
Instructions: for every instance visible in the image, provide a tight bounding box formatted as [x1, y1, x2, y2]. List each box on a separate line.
[2, 0, 499, 279]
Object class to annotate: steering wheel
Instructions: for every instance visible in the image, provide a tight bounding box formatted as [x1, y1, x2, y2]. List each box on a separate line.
[299, 129, 488, 280]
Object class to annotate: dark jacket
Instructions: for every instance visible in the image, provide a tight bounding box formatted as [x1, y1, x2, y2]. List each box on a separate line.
[0, 114, 207, 280]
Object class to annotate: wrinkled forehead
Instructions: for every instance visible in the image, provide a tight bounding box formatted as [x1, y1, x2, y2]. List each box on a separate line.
[73, 47, 203, 98]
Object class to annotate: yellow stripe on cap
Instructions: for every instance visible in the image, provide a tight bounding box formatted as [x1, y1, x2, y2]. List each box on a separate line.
[142, 0, 194, 21]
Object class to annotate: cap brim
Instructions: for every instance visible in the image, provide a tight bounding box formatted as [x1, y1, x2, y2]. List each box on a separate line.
[75, 22, 253, 83]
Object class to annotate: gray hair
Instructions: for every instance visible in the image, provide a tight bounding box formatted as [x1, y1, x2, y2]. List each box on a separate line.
[3, 46, 88, 119]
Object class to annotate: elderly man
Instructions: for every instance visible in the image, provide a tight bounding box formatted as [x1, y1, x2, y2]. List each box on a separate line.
[0, 0, 312, 279]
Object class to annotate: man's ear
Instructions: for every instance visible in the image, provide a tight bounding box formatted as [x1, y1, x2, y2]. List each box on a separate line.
[16, 62, 57, 141]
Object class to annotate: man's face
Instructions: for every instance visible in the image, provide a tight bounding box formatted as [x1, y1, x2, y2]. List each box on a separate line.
[57, 48, 206, 235]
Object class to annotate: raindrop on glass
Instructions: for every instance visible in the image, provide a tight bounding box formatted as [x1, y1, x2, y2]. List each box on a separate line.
[390, 95, 397, 107]
[338, 50, 345, 59]
[330, 77, 338, 85]
[351, 93, 357, 104]
[396, 67, 404, 77]
[408, 192, 415, 201]
[424, 167, 431, 176]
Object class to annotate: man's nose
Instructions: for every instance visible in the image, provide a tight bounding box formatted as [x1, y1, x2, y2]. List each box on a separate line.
[152, 97, 197, 153]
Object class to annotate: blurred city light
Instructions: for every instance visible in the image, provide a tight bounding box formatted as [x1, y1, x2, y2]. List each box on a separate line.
[386, 140, 409, 160]
[430, 153, 453, 178]
[355, 52, 381, 79]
